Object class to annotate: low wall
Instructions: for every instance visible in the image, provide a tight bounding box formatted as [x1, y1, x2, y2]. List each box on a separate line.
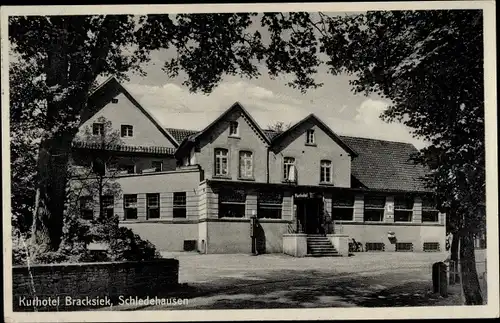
[121, 222, 198, 251]
[335, 222, 446, 252]
[12, 259, 179, 311]
[283, 234, 308, 257]
[326, 234, 349, 256]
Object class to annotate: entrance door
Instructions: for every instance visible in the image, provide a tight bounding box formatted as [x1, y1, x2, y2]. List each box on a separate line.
[295, 198, 323, 234]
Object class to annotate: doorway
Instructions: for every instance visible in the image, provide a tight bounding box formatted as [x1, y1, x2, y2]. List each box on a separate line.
[295, 197, 324, 234]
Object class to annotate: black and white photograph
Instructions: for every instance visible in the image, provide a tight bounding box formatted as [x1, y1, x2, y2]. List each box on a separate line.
[2, 1, 498, 321]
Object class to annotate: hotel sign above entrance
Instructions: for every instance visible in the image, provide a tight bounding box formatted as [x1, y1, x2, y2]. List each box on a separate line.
[294, 192, 322, 199]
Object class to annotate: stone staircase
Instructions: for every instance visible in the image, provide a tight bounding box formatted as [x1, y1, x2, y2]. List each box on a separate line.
[306, 234, 340, 257]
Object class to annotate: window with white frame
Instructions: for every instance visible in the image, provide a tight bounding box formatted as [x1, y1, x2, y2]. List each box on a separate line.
[394, 196, 414, 222]
[121, 125, 133, 137]
[218, 188, 246, 218]
[320, 160, 332, 183]
[306, 129, 315, 144]
[364, 195, 386, 221]
[214, 148, 229, 176]
[257, 190, 283, 219]
[239, 151, 253, 179]
[422, 197, 439, 222]
[333, 194, 354, 221]
[146, 193, 160, 219]
[229, 121, 239, 136]
[173, 192, 187, 218]
[92, 123, 104, 136]
[283, 157, 296, 181]
[151, 161, 163, 172]
[102, 195, 114, 218]
[123, 194, 138, 220]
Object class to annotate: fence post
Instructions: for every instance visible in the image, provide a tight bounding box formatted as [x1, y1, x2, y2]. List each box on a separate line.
[432, 261, 448, 297]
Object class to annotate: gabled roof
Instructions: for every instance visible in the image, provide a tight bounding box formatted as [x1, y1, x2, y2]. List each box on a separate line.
[85, 77, 179, 148]
[270, 114, 358, 157]
[174, 102, 271, 158]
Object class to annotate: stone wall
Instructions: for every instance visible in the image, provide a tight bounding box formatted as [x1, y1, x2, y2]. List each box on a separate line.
[12, 259, 179, 311]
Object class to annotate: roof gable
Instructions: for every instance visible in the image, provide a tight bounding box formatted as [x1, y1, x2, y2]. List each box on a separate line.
[271, 114, 358, 156]
[85, 77, 179, 148]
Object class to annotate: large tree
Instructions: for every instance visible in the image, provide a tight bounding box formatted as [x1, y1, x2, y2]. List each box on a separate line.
[314, 10, 485, 304]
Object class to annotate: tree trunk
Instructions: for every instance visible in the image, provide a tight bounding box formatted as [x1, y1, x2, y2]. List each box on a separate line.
[460, 232, 483, 305]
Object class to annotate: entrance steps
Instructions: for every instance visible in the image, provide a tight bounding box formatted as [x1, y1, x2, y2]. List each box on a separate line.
[306, 234, 340, 257]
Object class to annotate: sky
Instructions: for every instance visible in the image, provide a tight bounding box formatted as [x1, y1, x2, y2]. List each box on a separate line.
[120, 13, 428, 149]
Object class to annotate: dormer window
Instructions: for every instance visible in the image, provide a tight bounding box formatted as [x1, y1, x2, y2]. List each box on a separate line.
[92, 123, 104, 136]
[229, 121, 239, 137]
[306, 129, 315, 145]
[121, 125, 133, 137]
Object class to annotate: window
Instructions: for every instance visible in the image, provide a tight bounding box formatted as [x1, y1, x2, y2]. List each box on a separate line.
[121, 125, 133, 137]
[422, 197, 439, 222]
[92, 123, 104, 136]
[152, 161, 163, 172]
[364, 195, 386, 221]
[239, 151, 253, 179]
[257, 190, 283, 219]
[365, 242, 385, 252]
[423, 242, 440, 252]
[394, 196, 414, 222]
[320, 160, 332, 183]
[214, 148, 229, 176]
[118, 164, 135, 174]
[333, 194, 354, 221]
[173, 192, 187, 218]
[123, 194, 138, 220]
[111, 98, 119, 104]
[147, 193, 160, 219]
[79, 196, 94, 220]
[229, 121, 239, 136]
[306, 129, 315, 145]
[102, 195, 114, 218]
[396, 242, 413, 252]
[283, 157, 296, 181]
[218, 188, 246, 218]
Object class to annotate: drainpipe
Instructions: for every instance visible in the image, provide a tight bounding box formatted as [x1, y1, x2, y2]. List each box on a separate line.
[266, 147, 270, 184]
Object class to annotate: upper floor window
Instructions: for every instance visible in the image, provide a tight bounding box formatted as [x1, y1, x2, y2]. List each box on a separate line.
[214, 148, 229, 176]
[306, 129, 315, 145]
[239, 151, 253, 179]
[173, 192, 187, 218]
[283, 157, 296, 181]
[92, 123, 104, 136]
[118, 163, 135, 174]
[121, 125, 133, 137]
[364, 195, 385, 221]
[229, 121, 239, 137]
[422, 197, 439, 222]
[320, 160, 332, 183]
[394, 196, 414, 222]
[146, 193, 160, 219]
[152, 161, 163, 172]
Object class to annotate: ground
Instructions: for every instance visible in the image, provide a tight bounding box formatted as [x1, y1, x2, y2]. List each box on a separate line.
[107, 249, 487, 310]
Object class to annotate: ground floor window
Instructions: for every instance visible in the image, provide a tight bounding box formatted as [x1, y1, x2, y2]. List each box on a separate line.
[147, 193, 160, 219]
[423, 242, 440, 252]
[394, 196, 414, 222]
[102, 195, 114, 218]
[123, 194, 138, 220]
[422, 197, 439, 222]
[365, 242, 385, 251]
[333, 194, 354, 221]
[219, 188, 246, 218]
[396, 242, 414, 252]
[79, 196, 94, 220]
[257, 190, 283, 219]
[173, 192, 187, 218]
[364, 196, 386, 221]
